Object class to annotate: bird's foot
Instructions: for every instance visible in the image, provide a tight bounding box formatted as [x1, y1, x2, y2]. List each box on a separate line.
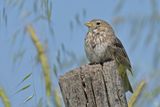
[88, 62, 99, 65]
[104, 58, 113, 62]
[88, 58, 113, 66]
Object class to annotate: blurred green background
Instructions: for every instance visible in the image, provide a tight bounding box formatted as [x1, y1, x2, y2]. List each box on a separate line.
[0, 0, 160, 107]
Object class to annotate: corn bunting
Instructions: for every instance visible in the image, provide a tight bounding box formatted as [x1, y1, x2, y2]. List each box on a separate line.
[84, 19, 133, 93]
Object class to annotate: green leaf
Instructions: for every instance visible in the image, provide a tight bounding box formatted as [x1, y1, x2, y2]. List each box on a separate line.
[53, 64, 57, 77]
[24, 94, 34, 103]
[18, 73, 32, 86]
[16, 84, 31, 94]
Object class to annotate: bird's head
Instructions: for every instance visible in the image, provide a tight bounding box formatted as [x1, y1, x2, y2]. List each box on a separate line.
[85, 19, 112, 32]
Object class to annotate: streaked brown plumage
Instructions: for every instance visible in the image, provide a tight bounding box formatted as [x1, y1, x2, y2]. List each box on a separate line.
[84, 19, 133, 93]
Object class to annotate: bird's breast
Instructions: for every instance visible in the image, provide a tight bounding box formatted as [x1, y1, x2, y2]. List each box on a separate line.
[85, 32, 112, 63]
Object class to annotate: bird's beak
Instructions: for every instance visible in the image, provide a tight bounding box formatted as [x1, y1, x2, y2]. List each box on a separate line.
[85, 22, 92, 27]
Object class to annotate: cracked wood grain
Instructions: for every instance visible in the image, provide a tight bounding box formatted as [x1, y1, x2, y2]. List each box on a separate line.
[59, 60, 128, 107]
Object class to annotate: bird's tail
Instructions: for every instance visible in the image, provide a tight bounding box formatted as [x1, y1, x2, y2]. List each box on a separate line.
[123, 73, 133, 93]
[118, 64, 133, 93]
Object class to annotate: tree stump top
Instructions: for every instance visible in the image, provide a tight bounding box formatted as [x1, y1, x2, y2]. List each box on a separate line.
[59, 61, 128, 107]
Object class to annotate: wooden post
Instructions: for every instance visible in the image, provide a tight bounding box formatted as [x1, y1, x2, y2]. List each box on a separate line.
[59, 61, 128, 107]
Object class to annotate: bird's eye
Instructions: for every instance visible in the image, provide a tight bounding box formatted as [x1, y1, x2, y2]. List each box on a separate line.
[96, 22, 100, 25]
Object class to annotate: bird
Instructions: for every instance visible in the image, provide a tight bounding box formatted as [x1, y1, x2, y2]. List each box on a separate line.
[84, 19, 133, 93]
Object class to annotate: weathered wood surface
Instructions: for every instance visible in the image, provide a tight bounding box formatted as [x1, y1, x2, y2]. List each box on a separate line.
[59, 61, 128, 107]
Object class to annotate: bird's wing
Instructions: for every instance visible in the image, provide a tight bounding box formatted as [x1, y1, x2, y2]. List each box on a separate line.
[109, 37, 133, 75]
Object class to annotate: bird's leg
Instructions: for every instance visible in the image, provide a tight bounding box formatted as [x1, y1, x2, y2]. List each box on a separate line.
[88, 62, 100, 65]
[101, 58, 113, 66]
[104, 58, 113, 62]
[89, 58, 113, 66]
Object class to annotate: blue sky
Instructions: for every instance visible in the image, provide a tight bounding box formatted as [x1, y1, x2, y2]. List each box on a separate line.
[0, 0, 159, 107]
